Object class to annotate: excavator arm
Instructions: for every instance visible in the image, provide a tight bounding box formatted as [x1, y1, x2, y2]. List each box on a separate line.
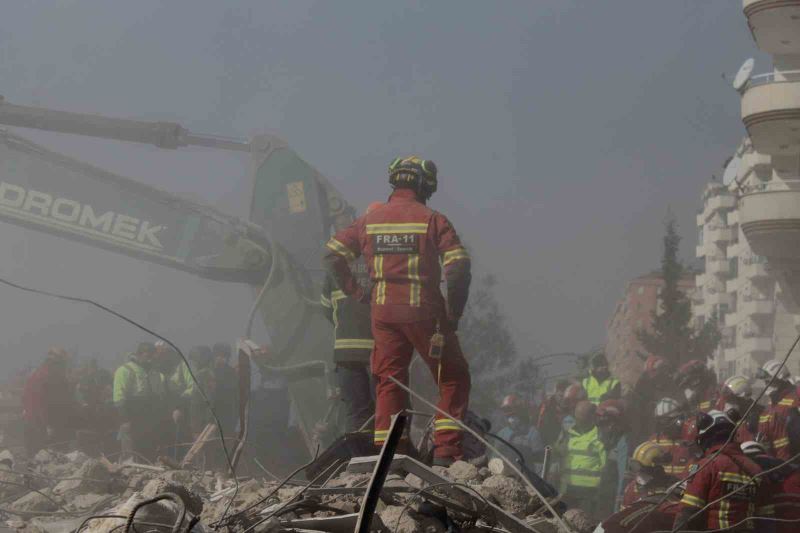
[0, 96, 354, 455]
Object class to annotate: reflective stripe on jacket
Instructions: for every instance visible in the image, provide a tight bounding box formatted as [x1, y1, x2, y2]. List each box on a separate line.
[324, 188, 471, 323]
[320, 260, 373, 364]
[564, 426, 606, 488]
[582, 375, 619, 405]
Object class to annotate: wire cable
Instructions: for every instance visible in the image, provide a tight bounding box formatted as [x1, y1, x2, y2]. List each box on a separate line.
[671, 447, 800, 532]
[0, 275, 239, 527]
[630, 329, 800, 533]
[387, 376, 570, 532]
[392, 481, 498, 533]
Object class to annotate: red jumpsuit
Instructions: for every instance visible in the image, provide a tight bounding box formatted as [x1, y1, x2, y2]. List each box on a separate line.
[325, 188, 471, 459]
[647, 432, 696, 479]
[678, 442, 773, 530]
[758, 386, 800, 460]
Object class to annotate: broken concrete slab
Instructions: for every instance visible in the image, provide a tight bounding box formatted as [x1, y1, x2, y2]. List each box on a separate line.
[10, 490, 58, 514]
[380, 505, 446, 533]
[447, 461, 480, 484]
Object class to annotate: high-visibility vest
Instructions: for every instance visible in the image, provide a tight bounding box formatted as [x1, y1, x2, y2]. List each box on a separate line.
[564, 426, 606, 488]
[583, 376, 619, 405]
[113, 358, 166, 407]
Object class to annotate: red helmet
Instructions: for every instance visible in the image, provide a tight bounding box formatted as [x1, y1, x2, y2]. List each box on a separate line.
[564, 383, 588, 402]
[500, 394, 522, 413]
[597, 399, 625, 419]
[644, 355, 668, 378]
[677, 360, 707, 388]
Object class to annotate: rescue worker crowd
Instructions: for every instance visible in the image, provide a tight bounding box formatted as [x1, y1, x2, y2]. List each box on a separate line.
[15, 155, 800, 531]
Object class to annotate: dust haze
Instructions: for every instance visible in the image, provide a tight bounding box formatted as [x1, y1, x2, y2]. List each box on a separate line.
[0, 1, 766, 374]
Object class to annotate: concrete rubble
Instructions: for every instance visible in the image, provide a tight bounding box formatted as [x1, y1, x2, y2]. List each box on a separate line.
[0, 448, 579, 533]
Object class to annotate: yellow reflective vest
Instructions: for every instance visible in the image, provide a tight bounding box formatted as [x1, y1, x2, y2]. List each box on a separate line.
[563, 426, 606, 489]
[582, 375, 619, 405]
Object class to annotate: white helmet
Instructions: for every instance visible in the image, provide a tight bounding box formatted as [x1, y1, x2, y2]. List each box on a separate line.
[655, 397, 682, 418]
[722, 375, 752, 399]
[740, 440, 766, 457]
[759, 360, 790, 382]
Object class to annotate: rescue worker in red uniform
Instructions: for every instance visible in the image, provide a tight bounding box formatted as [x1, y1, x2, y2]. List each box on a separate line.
[715, 375, 760, 444]
[674, 410, 775, 533]
[757, 360, 800, 461]
[324, 156, 472, 465]
[622, 440, 673, 510]
[741, 440, 800, 533]
[647, 397, 697, 479]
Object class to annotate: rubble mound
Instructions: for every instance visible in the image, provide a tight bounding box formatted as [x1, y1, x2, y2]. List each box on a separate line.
[1, 447, 578, 533]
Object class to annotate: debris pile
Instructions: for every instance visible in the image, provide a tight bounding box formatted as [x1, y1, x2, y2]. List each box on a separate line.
[0, 449, 588, 533]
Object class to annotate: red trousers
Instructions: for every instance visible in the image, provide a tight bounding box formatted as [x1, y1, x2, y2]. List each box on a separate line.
[371, 317, 471, 459]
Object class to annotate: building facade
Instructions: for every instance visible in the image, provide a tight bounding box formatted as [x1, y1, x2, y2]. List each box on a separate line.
[692, 2, 800, 381]
[607, 272, 695, 391]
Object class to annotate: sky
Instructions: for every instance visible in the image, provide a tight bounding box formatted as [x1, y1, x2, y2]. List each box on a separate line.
[0, 1, 772, 374]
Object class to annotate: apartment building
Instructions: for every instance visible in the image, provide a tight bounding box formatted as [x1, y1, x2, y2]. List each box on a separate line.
[692, 2, 800, 380]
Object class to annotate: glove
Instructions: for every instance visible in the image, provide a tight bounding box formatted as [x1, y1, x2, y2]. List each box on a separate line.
[354, 282, 373, 304]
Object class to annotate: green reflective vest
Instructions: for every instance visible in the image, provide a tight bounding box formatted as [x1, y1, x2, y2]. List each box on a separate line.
[582, 375, 619, 405]
[112, 357, 166, 408]
[564, 426, 606, 488]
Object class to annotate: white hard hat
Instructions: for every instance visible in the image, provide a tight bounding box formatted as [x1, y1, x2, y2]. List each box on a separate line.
[759, 360, 790, 382]
[723, 375, 752, 398]
[655, 397, 682, 418]
[740, 441, 766, 456]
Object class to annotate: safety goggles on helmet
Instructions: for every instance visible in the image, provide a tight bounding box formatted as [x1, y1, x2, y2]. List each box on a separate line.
[696, 410, 735, 441]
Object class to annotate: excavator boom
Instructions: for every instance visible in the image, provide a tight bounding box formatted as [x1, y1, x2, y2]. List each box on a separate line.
[0, 95, 351, 455]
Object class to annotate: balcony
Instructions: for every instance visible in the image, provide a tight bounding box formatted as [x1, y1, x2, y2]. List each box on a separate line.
[741, 297, 775, 316]
[707, 257, 732, 276]
[740, 335, 773, 357]
[741, 72, 800, 156]
[741, 189, 800, 259]
[741, 257, 770, 279]
[707, 194, 737, 212]
[706, 226, 736, 243]
[696, 243, 707, 258]
[706, 291, 734, 307]
[743, 0, 800, 55]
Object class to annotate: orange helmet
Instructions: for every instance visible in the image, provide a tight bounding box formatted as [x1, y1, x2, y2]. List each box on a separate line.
[564, 383, 588, 402]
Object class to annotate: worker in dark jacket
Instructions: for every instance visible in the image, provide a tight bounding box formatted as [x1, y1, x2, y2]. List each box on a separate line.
[321, 202, 378, 433]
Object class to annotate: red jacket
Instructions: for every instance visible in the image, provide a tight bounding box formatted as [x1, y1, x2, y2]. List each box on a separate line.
[325, 189, 471, 324]
[678, 442, 773, 530]
[22, 363, 73, 426]
[647, 432, 697, 478]
[759, 386, 800, 460]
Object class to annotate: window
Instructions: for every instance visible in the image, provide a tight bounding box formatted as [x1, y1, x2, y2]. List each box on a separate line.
[698, 227, 704, 245]
[729, 257, 738, 278]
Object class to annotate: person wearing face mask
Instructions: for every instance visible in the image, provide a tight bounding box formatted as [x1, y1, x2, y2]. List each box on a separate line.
[714, 375, 760, 443]
[582, 352, 620, 406]
[622, 440, 673, 509]
[646, 397, 697, 479]
[676, 359, 717, 413]
[757, 360, 800, 461]
[113, 342, 167, 461]
[495, 394, 544, 469]
[558, 400, 606, 520]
